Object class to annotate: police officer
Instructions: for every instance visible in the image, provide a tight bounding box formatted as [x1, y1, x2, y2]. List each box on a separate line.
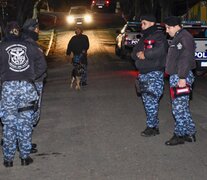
[22, 18, 47, 152]
[66, 26, 89, 86]
[0, 21, 47, 167]
[131, 14, 168, 137]
[164, 16, 196, 146]
[0, 19, 42, 153]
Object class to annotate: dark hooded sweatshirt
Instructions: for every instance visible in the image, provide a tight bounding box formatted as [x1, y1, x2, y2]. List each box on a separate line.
[0, 35, 47, 82]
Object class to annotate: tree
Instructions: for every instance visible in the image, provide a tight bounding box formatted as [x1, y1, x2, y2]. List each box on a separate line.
[159, 0, 174, 21]
[0, 0, 50, 38]
[16, 0, 36, 26]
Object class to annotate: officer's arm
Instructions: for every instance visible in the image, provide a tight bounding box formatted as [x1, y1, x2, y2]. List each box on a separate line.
[34, 48, 47, 80]
[131, 38, 144, 61]
[177, 37, 195, 79]
[66, 38, 73, 56]
[144, 34, 167, 60]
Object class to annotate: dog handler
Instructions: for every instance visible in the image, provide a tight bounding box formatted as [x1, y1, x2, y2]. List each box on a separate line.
[164, 16, 196, 146]
[66, 26, 89, 86]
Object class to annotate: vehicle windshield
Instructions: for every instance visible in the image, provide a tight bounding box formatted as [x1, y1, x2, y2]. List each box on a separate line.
[126, 25, 141, 33]
[185, 28, 207, 38]
[70, 8, 86, 14]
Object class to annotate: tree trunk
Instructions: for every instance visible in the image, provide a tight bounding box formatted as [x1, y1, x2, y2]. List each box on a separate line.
[32, 0, 41, 19]
[159, 0, 174, 21]
[16, 0, 35, 26]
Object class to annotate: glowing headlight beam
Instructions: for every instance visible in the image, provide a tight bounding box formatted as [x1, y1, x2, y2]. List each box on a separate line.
[66, 16, 75, 24]
[84, 15, 92, 23]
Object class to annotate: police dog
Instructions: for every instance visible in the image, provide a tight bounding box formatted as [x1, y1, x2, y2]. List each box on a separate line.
[70, 63, 85, 90]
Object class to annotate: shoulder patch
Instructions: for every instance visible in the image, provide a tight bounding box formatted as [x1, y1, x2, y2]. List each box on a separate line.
[177, 43, 183, 50]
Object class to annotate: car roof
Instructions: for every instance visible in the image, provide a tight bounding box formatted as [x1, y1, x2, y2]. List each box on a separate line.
[126, 21, 141, 25]
[69, 6, 88, 11]
[183, 24, 207, 28]
[70, 6, 88, 10]
[182, 20, 207, 28]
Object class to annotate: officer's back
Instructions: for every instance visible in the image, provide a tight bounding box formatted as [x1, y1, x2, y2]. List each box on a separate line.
[0, 22, 46, 82]
[0, 21, 47, 167]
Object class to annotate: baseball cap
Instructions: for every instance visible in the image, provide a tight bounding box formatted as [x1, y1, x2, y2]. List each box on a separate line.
[140, 14, 156, 22]
[164, 16, 181, 26]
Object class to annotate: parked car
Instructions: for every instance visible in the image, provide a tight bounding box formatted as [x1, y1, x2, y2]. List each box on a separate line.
[182, 21, 207, 74]
[91, 0, 115, 12]
[115, 21, 142, 58]
[0, 26, 2, 42]
[66, 6, 93, 26]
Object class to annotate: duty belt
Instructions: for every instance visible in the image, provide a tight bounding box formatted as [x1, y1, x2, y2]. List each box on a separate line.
[18, 100, 38, 113]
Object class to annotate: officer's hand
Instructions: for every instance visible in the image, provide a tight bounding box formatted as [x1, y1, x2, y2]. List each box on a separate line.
[177, 79, 186, 87]
[137, 51, 145, 60]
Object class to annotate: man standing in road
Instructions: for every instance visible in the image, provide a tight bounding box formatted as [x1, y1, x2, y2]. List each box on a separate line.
[0, 21, 47, 167]
[131, 14, 168, 137]
[66, 26, 89, 86]
[164, 16, 196, 146]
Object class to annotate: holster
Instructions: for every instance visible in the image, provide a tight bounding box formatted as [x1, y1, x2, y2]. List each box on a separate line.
[135, 78, 141, 96]
[18, 100, 38, 113]
[17, 81, 40, 113]
[135, 78, 155, 97]
[170, 85, 191, 100]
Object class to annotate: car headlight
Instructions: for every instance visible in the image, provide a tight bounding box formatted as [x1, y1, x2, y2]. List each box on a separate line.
[84, 14, 92, 23]
[66, 15, 75, 24]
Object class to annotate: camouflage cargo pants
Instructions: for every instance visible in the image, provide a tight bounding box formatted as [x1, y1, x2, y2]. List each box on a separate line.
[32, 81, 43, 125]
[139, 71, 164, 128]
[169, 71, 196, 136]
[1, 81, 39, 161]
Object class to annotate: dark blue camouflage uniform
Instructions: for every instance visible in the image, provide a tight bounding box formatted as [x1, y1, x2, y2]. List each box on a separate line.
[139, 71, 164, 128]
[169, 71, 196, 136]
[131, 24, 168, 130]
[0, 21, 47, 163]
[165, 27, 197, 138]
[1, 81, 38, 161]
[32, 81, 43, 125]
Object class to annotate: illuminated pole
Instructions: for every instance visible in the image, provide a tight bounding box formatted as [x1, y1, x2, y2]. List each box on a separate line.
[135, 0, 138, 18]
[186, 0, 189, 19]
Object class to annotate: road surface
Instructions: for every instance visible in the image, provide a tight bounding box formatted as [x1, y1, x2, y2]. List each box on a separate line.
[0, 12, 207, 180]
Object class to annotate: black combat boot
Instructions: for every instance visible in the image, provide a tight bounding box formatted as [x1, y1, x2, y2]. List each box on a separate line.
[21, 156, 33, 166]
[184, 134, 196, 142]
[3, 160, 13, 167]
[165, 134, 185, 146]
[30, 143, 38, 153]
[32, 143, 37, 149]
[141, 127, 160, 137]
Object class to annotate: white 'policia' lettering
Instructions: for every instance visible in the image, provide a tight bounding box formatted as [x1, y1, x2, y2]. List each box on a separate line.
[195, 52, 207, 59]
